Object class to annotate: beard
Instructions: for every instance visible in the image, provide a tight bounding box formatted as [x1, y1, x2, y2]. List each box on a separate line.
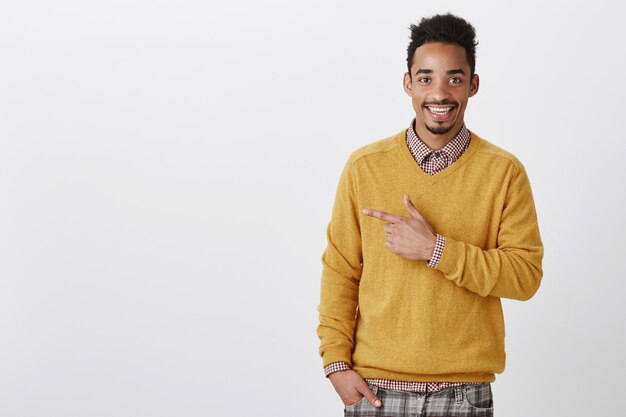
[425, 123, 454, 135]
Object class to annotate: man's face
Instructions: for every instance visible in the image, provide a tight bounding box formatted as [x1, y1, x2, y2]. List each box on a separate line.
[403, 42, 479, 147]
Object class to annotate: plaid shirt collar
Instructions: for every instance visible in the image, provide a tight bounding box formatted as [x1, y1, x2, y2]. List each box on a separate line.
[406, 118, 471, 170]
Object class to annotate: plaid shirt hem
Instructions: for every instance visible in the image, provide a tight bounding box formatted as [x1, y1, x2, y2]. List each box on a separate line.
[324, 362, 480, 393]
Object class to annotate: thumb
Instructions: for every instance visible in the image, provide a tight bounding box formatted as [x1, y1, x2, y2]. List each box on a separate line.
[358, 383, 382, 408]
[404, 194, 422, 220]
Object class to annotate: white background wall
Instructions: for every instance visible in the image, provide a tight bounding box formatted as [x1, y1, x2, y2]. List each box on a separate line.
[1, 1, 624, 416]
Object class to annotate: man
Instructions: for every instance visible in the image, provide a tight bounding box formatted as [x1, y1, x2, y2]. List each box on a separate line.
[317, 13, 543, 417]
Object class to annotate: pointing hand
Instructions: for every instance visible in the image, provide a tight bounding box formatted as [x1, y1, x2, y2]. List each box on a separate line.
[362, 194, 437, 261]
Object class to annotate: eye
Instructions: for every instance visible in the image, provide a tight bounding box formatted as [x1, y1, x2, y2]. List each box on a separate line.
[417, 77, 430, 84]
[449, 77, 462, 84]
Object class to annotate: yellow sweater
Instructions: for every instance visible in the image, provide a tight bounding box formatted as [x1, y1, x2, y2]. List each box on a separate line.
[317, 129, 543, 383]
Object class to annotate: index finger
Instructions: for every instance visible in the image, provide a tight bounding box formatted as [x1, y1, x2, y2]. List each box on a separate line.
[362, 208, 403, 223]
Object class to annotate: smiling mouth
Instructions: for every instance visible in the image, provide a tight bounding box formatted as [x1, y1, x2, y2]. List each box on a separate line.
[426, 105, 455, 115]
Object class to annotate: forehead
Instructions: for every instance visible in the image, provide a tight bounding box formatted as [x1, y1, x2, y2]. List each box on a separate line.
[411, 42, 469, 71]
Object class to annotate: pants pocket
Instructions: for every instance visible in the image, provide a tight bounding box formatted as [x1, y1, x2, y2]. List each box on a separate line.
[462, 383, 494, 413]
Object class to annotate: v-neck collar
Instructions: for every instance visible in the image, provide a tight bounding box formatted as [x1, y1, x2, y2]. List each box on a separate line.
[395, 128, 481, 185]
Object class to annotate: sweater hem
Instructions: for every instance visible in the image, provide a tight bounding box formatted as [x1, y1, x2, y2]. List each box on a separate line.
[353, 367, 496, 383]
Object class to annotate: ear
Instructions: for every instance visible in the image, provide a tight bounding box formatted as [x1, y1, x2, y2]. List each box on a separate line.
[469, 73, 480, 97]
[403, 72, 412, 96]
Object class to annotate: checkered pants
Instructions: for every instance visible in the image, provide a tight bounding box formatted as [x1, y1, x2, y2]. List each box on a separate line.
[344, 383, 494, 417]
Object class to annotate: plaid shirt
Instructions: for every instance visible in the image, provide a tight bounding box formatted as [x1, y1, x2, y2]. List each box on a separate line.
[406, 119, 471, 176]
[324, 121, 478, 393]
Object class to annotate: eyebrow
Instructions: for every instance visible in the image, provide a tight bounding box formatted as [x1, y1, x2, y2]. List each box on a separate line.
[414, 68, 466, 76]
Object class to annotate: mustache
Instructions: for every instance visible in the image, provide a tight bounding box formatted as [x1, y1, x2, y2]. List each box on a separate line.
[423, 100, 458, 107]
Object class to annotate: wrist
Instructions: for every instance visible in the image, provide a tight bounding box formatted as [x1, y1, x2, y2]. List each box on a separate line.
[426, 235, 436, 259]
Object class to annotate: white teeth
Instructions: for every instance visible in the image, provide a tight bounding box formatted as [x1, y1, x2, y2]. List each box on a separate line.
[427, 106, 453, 114]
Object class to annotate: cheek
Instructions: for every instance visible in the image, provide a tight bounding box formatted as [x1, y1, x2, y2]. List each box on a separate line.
[452, 95, 468, 109]
[412, 99, 423, 113]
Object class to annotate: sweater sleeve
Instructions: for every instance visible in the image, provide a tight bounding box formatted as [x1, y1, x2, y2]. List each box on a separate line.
[434, 161, 544, 301]
[317, 156, 362, 368]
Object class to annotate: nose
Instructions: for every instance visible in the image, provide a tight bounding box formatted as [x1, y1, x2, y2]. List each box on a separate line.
[430, 79, 451, 103]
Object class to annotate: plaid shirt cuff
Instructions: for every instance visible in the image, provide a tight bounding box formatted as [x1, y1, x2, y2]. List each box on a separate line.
[324, 361, 351, 377]
[427, 234, 445, 268]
